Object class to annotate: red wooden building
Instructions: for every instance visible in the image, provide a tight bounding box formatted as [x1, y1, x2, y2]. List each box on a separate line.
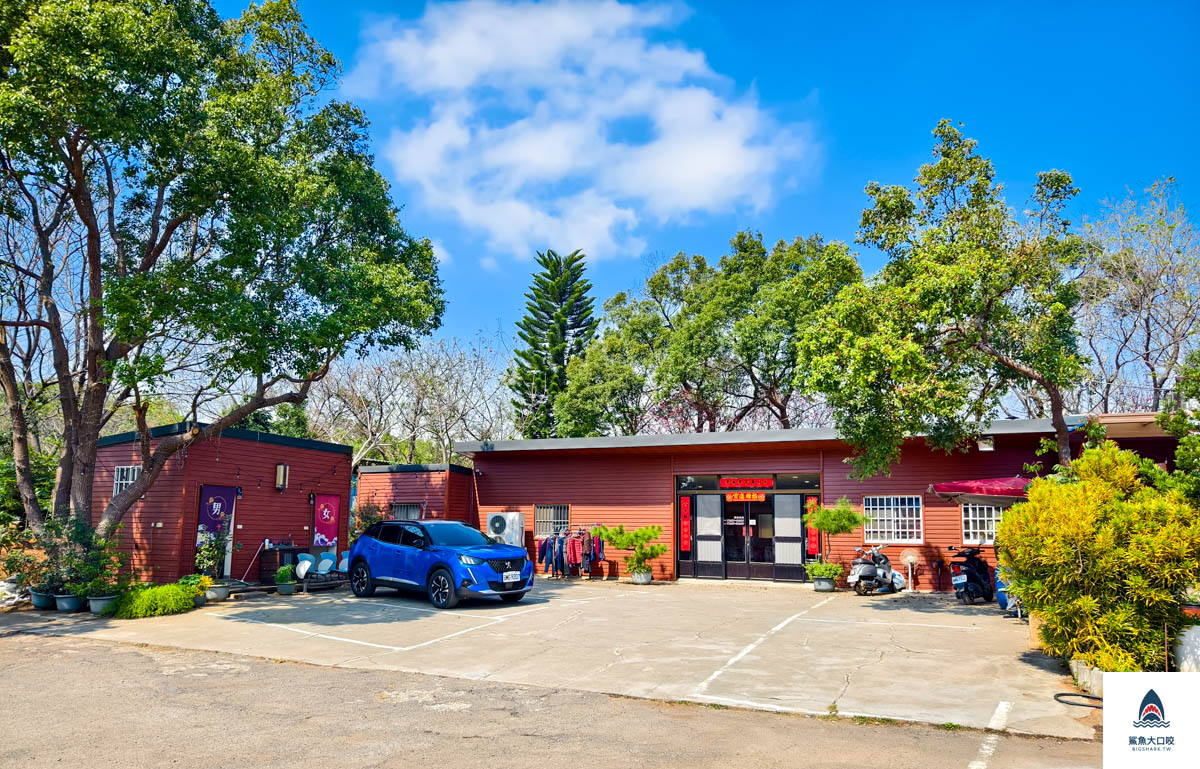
[355, 463, 478, 523]
[92, 423, 352, 584]
[350, 414, 1172, 590]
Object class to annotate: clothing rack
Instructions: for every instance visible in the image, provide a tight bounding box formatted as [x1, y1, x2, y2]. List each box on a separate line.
[537, 524, 606, 579]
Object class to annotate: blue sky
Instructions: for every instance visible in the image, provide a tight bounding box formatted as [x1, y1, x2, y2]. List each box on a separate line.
[219, 1, 1200, 342]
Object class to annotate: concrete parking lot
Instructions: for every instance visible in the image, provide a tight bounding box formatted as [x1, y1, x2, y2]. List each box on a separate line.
[1, 579, 1095, 740]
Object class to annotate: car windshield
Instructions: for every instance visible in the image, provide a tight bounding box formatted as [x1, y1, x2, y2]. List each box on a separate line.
[426, 524, 492, 547]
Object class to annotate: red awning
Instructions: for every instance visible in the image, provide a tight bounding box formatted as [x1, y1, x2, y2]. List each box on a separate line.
[929, 476, 1031, 506]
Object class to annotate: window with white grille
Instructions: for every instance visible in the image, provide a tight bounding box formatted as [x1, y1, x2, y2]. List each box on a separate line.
[862, 496, 923, 544]
[961, 504, 1004, 545]
[534, 504, 569, 537]
[112, 465, 141, 496]
[389, 503, 421, 520]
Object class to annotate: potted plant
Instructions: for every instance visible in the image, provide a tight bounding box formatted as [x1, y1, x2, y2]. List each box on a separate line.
[3, 549, 55, 609]
[177, 574, 214, 607]
[195, 525, 237, 600]
[274, 564, 297, 595]
[595, 525, 667, 585]
[74, 577, 120, 615]
[806, 561, 843, 592]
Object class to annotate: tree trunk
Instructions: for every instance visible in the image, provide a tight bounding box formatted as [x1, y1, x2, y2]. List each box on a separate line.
[1046, 384, 1073, 468]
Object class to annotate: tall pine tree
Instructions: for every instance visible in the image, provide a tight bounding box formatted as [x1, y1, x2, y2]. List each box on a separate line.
[510, 249, 598, 438]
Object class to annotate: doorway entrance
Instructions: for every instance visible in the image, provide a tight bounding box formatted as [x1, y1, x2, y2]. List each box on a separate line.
[676, 473, 820, 581]
[197, 484, 237, 578]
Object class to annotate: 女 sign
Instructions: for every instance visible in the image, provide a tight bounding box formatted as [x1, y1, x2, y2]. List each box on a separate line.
[313, 494, 341, 549]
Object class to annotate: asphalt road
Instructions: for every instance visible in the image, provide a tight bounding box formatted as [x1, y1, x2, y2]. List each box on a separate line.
[0, 634, 1099, 769]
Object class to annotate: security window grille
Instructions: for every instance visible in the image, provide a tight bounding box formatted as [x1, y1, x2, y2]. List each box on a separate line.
[389, 503, 421, 521]
[534, 504, 569, 537]
[962, 504, 1004, 545]
[863, 496, 923, 544]
[112, 465, 141, 496]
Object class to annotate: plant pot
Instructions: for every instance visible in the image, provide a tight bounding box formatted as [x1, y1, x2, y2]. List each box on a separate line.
[205, 584, 230, 602]
[53, 594, 86, 612]
[192, 593, 208, 608]
[87, 595, 119, 615]
[275, 581, 297, 596]
[631, 571, 652, 585]
[29, 588, 56, 610]
[813, 577, 836, 592]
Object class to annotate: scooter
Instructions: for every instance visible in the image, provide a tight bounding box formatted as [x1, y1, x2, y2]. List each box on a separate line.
[948, 546, 993, 604]
[847, 545, 906, 595]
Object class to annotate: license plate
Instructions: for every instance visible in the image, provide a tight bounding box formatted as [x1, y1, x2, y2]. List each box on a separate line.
[503, 570, 521, 583]
[846, 574, 858, 583]
[952, 575, 967, 585]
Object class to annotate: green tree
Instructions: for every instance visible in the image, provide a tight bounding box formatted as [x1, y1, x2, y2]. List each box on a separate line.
[807, 496, 866, 561]
[798, 121, 1086, 477]
[1154, 349, 1200, 504]
[0, 1, 443, 537]
[509, 249, 596, 438]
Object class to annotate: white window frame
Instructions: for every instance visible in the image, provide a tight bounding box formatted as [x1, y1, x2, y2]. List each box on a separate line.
[389, 502, 422, 521]
[862, 495, 924, 544]
[534, 504, 570, 538]
[961, 504, 1004, 545]
[112, 465, 141, 497]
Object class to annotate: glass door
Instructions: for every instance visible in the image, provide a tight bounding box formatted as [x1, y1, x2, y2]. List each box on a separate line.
[694, 494, 724, 578]
[747, 499, 774, 579]
[723, 500, 748, 578]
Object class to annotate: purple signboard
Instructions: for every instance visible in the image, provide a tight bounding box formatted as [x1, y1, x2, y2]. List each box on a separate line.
[197, 485, 237, 548]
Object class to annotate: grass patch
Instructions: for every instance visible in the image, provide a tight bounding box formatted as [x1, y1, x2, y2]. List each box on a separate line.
[938, 722, 961, 731]
[852, 715, 898, 726]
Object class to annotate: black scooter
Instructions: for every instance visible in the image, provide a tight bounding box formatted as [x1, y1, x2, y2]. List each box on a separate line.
[947, 546, 992, 604]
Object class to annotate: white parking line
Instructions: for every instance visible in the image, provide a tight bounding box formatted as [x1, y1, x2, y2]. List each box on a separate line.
[793, 618, 982, 631]
[694, 596, 834, 694]
[967, 701, 1013, 769]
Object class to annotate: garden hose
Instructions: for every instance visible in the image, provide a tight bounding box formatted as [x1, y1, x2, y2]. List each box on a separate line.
[1054, 693, 1102, 709]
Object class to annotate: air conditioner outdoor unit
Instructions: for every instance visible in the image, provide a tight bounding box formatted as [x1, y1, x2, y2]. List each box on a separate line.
[486, 512, 525, 547]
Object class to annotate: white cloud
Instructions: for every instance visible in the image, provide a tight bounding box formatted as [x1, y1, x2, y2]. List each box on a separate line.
[347, 0, 817, 262]
[430, 239, 452, 265]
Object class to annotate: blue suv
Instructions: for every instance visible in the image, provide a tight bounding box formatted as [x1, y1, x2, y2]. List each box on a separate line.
[348, 520, 533, 609]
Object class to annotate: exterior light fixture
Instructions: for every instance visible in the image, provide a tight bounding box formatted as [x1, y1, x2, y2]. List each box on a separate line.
[976, 437, 995, 452]
[308, 491, 315, 505]
[275, 463, 290, 491]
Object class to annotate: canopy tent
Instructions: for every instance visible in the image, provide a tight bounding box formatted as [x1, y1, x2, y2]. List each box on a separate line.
[928, 476, 1031, 507]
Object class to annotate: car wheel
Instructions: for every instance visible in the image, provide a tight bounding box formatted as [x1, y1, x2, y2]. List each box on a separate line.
[350, 561, 375, 597]
[500, 592, 524, 604]
[427, 568, 459, 609]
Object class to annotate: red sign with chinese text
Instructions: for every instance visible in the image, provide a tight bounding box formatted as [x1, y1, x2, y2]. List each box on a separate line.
[806, 495, 820, 555]
[679, 496, 691, 550]
[720, 477, 774, 489]
[726, 492, 767, 502]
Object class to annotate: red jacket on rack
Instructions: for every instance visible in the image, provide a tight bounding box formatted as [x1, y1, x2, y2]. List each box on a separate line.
[566, 535, 583, 565]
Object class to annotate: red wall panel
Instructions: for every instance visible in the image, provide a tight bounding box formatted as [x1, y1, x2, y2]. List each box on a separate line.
[356, 472, 447, 518]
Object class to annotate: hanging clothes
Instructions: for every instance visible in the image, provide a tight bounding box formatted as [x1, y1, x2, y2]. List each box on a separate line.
[553, 533, 566, 577]
[566, 534, 583, 567]
[538, 537, 552, 574]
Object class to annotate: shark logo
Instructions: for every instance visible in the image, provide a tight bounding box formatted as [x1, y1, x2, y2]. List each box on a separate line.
[1133, 689, 1170, 728]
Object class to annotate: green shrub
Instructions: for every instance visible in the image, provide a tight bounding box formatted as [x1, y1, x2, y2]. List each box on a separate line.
[112, 584, 194, 619]
[996, 442, 1200, 671]
[806, 562, 844, 580]
[595, 524, 667, 574]
[275, 564, 295, 584]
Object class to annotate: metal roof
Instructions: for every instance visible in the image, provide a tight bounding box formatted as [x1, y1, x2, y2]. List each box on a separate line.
[453, 417, 1078, 455]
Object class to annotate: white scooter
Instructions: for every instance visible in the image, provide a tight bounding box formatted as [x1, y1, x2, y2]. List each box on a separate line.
[846, 545, 906, 595]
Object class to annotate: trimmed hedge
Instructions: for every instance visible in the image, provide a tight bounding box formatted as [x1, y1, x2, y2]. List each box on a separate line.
[111, 584, 194, 619]
[997, 442, 1200, 671]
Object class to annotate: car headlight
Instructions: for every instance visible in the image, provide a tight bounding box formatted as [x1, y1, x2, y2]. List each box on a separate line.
[458, 554, 484, 565]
